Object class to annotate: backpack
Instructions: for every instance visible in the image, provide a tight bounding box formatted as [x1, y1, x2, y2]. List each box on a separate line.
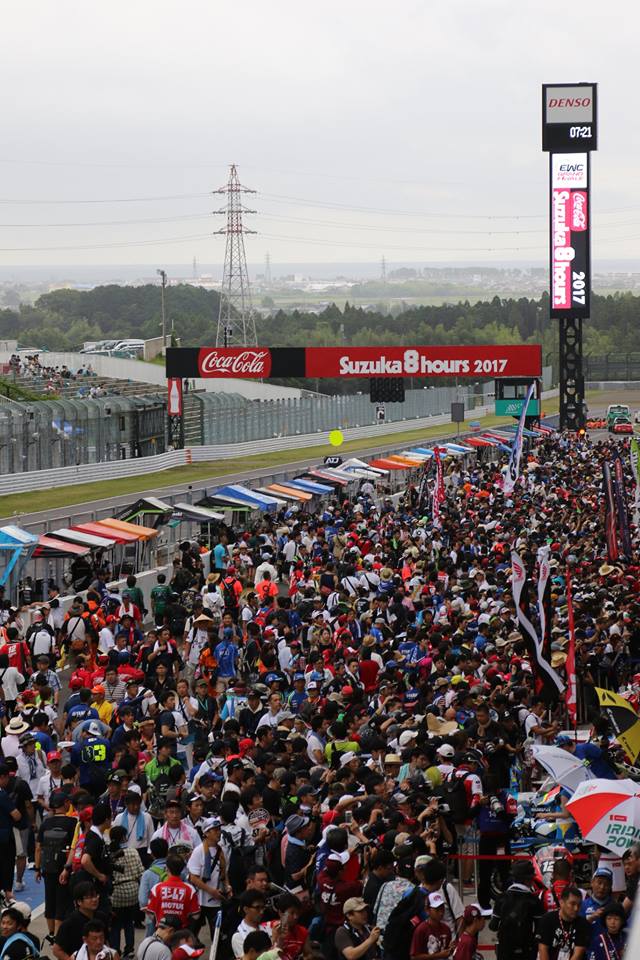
[222, 827, 251, 894]
[437, 771, 471, 824]
[380, 885, 423, 960]
[40, 823, 71, 874]
[491, 889, 540, 958]
[222, 580, 240, 615]
[0, 934, 38, 960]
[147, 770, 172, 820]
[149, 863, 168, 883]
[373, 877, 414, 931]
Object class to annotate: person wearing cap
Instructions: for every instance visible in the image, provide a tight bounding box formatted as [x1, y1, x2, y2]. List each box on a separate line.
[452, 904, 491, 960]
[537, 884, 590, 960]
[490, 859, 544, 960]
[113, 786, 154, 861]
[90, 685, 114, 727]
[579, 867, 616, 951]
[555, 734, 618, 781]
[283, 814, 313, 889]
[136, 914, 181, 960]
[409, 891, 452, 960]
[16, 730, 47, 797]
[334, 897, 380, 960]
[589, 902, 626, 960]
[35, 790, 77, 938]
[0, 900, 39, 960]
[186, 817, 230, 938]
[150, 798, 200, 853]
[35, 748, 64, 815]
[29, 654, 62, 704]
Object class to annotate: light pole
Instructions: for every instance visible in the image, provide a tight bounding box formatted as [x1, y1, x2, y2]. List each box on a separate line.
[157, 269, 167, 352]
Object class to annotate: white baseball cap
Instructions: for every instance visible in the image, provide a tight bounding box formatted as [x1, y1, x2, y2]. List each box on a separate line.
[436, 743, 455, 758]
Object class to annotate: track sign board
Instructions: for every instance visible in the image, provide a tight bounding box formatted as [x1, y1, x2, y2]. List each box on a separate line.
[542, 83, 597, 152]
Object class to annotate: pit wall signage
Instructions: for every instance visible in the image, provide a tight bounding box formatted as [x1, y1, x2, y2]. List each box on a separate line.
[166, 345, 542, 380]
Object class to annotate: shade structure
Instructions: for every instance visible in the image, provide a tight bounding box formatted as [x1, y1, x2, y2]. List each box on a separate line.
[49, 527, 117, 549]
[264, 483, 312, 501]
[213, 484, 281, 511]
[0, 525, 39, 587]
[342, 457, 388, 476]
[530, 744, 597, 795]
[116, 497, 174, 527]
[257, 485, 308, 503]
[464, 437, 495, 447]
[305, 469, 350, 486]
[567, 778, 640, 854]
[596, 687, 640, 762]
[368, 458, 408, 470]
[34, 534, 91, 559]
[196, 494, 252, 513]
[384, 455, 421, 467]
[98, 517, 158, 539]
[171, 503, 225, 522]
[287, 478, 333, 494]
[72, 522, 140, 544]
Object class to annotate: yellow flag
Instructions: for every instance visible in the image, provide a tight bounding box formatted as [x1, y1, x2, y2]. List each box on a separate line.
[596, 687, 640, 761]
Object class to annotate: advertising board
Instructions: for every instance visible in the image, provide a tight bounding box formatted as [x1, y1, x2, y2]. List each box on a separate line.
[550, 153, 590, 319]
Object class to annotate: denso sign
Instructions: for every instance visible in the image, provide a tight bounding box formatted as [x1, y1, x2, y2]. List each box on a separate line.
[545, 85, 594, 123]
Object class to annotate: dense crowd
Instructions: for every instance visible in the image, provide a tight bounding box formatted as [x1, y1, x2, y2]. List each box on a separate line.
[0, 431, 639, 960]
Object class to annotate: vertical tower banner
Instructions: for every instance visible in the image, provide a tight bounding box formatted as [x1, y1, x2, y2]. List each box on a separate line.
[550, 153, 590, 320]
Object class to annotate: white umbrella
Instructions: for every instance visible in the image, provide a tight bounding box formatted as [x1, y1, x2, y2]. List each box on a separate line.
[567, 778, 640, 854]
[530, 744, 597, 795]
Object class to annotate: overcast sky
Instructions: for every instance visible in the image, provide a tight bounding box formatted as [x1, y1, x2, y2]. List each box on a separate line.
[1, 0, 637, 269]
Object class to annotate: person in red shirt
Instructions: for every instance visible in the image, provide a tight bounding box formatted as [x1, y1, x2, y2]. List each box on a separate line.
[145, 853, 200, 928]
[452, 904, 491, 960]
[410, 891, 453, 960]
[255, 572, 279, 607]
[0, 627, 31, 675]
[317, 850, 362, 946]
[273, 892, 309, 960]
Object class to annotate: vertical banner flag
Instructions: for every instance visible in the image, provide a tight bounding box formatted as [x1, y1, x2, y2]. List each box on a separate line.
[431, 448, 445, 529]
[631, 437, 640, 528]
[503, 383, 536, 494]
[613, 455, 633, 559]
[603, 462, 619, 562]
[550, 153, 590, 320]
[565, 568, 578, 729]
[537, 545, 553, 664]
[511, 550, 565, 700]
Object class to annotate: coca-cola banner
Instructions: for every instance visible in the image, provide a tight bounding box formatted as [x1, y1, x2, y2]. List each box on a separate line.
[166, 345, 542, 380]
[550, 153, 590, 319]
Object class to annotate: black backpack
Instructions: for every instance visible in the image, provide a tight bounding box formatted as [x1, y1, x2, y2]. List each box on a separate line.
[222, 827, 251, 894]
[437, 772, 471, 824]
[382, 885, 424, 960]
[490, 889, 540, 959]
[40, 823, 70, 875]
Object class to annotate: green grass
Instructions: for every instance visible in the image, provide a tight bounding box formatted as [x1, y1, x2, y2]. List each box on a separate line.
[0, 397, 563, 518]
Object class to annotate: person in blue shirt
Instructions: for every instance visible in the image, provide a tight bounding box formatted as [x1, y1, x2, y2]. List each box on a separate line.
[580, 867, 616, 952]
[214, 628, 239, 683]
[287, 674, 308, 713]
[70, 721, 113, 796]
[556, 734, 618, 779]
[589, 901, 626, 960]
[66, 689, 100, 727]
[212, 536, 228, 572]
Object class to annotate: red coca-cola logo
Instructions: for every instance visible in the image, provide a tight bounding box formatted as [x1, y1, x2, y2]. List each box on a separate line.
[571, 192, 588, 231]
[198, 348, 271, 377]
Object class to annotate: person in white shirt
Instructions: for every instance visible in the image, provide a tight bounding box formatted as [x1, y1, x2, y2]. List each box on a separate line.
[201, 581, 225, 618]
[187, 818, 229, 939]
[36, 751, 64, 813]
[113, 786, 154, 854]
[150, 800, 200, 852]
[0, 662, 24, 706]
[254, 557, 278, 586]
[97, 623, 115, 655]
[16, 734, 47, 795]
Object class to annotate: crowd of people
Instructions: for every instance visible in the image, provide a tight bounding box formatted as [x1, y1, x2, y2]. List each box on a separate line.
[0, 430, 638, 960]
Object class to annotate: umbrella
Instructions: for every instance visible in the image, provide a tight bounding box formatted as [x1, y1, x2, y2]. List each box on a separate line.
[530, 744, 597, 795]
[567, 778, 640, 854]
[596, 687, 640, 762]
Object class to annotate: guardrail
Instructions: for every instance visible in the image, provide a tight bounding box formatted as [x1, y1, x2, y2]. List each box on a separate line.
[0, 407, 491, 496]
[0, 390, 559, 497]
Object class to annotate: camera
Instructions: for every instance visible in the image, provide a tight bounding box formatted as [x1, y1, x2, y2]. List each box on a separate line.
[489, 796, 504, 815]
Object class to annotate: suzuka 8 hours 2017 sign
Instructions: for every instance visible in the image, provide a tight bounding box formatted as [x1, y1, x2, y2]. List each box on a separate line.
[550, 153, 590, 319]
[166, 345, 542, 380]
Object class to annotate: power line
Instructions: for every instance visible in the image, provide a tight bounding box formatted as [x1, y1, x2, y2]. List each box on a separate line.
[0, 192, 211, 205]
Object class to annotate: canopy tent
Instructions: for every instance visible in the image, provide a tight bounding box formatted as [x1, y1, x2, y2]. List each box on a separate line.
[116, 497, 174, 527]
[0, 526, 39, 588]
[196, 494, 252, 513]
[34, 534, 91, 559]
[385, 455, 422, 467]
[398, 450, 431, 461]
[444, 442, 474, 453]
[304, 469, 350, 486]
[500, 424, 540, 438]
[49, 527, 118, 549]
[171, 503, 225, 522]
[72, 522, 140, 544]
[257, 485, 310, 503]
[368, 458, 410, 470]
[464, 437, 495, 447]
[341, 457, 388, 476]
[98, 517, 158, 540]
[412, 448, 434, 457]
[287, 478, 334, 494]
[212, 485, 281, 512]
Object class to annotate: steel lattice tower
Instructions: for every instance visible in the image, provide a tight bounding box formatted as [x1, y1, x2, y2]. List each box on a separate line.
[214, 164, 257, 346]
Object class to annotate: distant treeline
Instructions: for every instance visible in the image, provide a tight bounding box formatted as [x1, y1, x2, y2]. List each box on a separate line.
[1, 284, 638, 393]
